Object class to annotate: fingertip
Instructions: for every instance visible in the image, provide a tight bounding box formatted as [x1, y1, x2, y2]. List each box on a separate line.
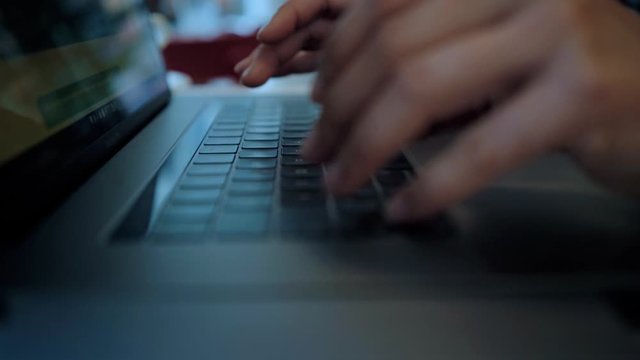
[234, 58, 250, 74]
[239, 56, 273, 87]
[385, 189, 439, 224]
[324, 164, 348, 196]
[240, 65, 262, 87]
[386, 194, 413, 223]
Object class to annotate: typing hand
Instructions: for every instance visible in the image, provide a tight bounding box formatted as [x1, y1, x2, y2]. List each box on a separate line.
[303, 0, 640, 222]
[235, 0, 351, 87]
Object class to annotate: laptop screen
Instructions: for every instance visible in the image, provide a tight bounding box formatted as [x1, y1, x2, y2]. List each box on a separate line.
[0, 0, 170, 238]
[0, 0, 167, 165]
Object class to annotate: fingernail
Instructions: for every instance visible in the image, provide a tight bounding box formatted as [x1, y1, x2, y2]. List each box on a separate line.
[241, 63, 255, 81]
[386, 195, 413, 223]
[234, 61, 245, 74]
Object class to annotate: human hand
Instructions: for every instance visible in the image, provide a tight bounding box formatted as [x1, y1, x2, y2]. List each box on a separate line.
[235, 0, 350, 87]
[304, 0, 640, 222]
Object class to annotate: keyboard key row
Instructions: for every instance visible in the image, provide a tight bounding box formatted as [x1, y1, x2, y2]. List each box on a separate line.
[199, 145, 238, 154]
[242, 140, 279, 149]
[204, 137, 241, 145]
[238, 149, 278, 159]
[194, 154, 235, 164]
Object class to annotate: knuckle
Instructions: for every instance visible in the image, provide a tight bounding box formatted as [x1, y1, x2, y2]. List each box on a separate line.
[571, 60, 613, 105]
[545, 0, 592, 30]
[373, 25, 403, 67]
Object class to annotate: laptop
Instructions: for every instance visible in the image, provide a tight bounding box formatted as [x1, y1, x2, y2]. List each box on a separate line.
[1, 1, 639, 359]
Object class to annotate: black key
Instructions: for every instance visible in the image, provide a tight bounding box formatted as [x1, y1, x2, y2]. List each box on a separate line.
[282, 124, 313, 132]
[334, 196, 384, 235]
[281, 178, 324, 192]
[285, 112, 316, 118]
[376, 170, 408, 187]
[229, 182, 275, 195]
[193, 154, 235, 164]
[209, 130, 243, 137]
[279, 208, 331, 235]
[282, 131, 309, 140]
[215, 212, 270, 236]
[281, 156, 318, 166]
[281, 147, 302, 156]
[199, 145, 238, 154]
[335, 212, 384, 236]
[336, 198, 381, 214]
[211, 123, 245, 130]
[225, 195, 273, 211]
[204, 137, 241, 145]
[282, 139, 305, 147]
[172, 189, 222, 205]
[239, 149, 278, 159]
[281, 166, 323, 178]
[188, 164, 232, 176]
[281, 191, 326, 207]
[242, 141, 279, 149]
[284, 118, 315, 125]
[352, 185, 379, 199]
[180, 176, 227, 189]
[247, 126, 280, 134]
[245, 133, 279, 141]
[236, 159, 277, 169]
[381, 187, 403, 198]
[384, 155, 413, 170]
[233, 169, 276, 182]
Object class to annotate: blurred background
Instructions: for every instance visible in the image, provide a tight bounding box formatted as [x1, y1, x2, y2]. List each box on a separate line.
[145, 0, 287, 86]
[147, 0, 283, 38]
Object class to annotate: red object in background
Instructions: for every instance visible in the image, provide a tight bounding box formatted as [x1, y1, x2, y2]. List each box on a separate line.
[162, 34, 259, 84]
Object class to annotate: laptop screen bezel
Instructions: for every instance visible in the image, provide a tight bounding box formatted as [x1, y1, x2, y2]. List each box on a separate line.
[0, 4, 172, 242]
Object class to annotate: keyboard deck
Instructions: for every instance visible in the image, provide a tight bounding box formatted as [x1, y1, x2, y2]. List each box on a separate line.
[152, 98, 417, 239]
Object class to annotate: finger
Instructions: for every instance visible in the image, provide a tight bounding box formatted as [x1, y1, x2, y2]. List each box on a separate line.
[303, 41, 388, 162]
[314, 0, 416, 99]
[258, 0, 347, 44]
[306, 0, 522, 159]
[377, 0, 524, 60]
[323, 10, 551, 195]
[386, 75, 573, 222]
[273, 51, 321, 77]
[241, 19, 333, 87]
[234, 56, 252, 74]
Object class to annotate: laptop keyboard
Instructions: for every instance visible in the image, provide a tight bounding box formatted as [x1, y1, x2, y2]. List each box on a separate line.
[152, 98, 415, 239]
